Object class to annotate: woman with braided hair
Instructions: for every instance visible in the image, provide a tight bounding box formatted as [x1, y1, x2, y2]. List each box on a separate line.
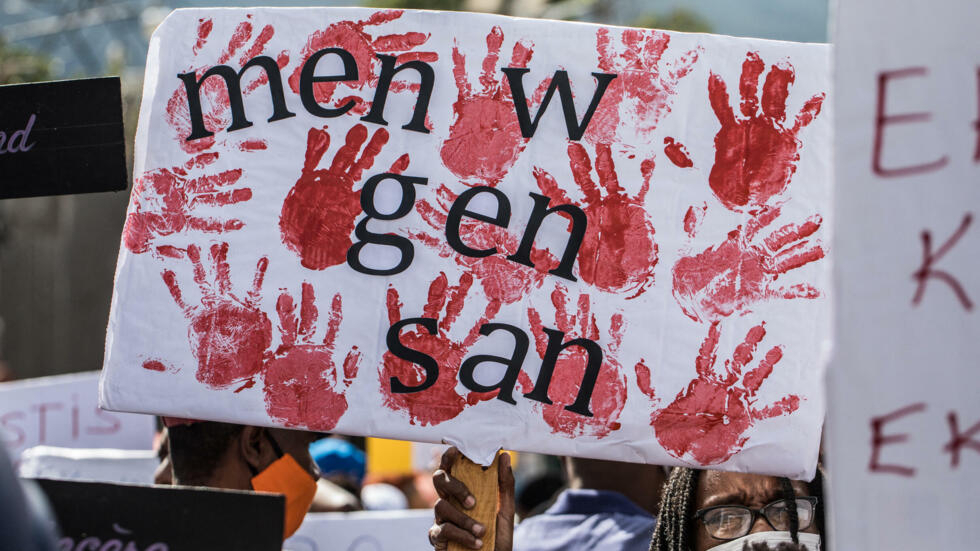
[649, 467, 825, 551]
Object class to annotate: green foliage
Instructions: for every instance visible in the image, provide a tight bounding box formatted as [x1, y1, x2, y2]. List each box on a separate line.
[0, 37, 54, 85]
[632, 8, 713, 33]
[365, 0, 466, 10]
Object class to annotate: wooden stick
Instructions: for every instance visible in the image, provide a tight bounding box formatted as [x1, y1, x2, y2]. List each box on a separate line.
[448, 451, 500, 551]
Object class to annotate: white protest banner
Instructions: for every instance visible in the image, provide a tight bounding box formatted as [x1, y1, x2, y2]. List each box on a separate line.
[101, 8, 831, 477]
[1, 372, 155, 461]
[285, 510, 433, 551]
[827, 1, 979, 548]
[18, 446, 158, 485]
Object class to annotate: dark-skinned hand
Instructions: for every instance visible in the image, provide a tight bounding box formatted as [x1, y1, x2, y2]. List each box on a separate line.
[428, 447, 515, 551]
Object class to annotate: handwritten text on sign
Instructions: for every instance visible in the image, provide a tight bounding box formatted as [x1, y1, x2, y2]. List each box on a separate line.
[103, 8, 830, 476]
[828, 0, 978, 549]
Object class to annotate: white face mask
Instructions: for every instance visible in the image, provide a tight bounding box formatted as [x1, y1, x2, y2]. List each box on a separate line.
[706, 531, 821, 551]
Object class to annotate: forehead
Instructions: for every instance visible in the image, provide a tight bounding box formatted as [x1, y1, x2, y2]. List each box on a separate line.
[695, 471, 810, 508]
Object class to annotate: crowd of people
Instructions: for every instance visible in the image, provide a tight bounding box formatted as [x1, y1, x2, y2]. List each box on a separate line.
[154, 418, 825, 551]
[1, 415, 825, 550]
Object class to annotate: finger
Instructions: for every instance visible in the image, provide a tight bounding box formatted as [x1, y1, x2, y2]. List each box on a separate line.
[496, 453, 516, 551]
[434, 499, 484, 537]
[429, 522, 483, 550]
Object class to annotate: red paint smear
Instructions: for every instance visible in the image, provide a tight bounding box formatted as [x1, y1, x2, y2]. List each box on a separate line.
[263, 286, 359, 431]
[652, 321, 800, 465]
[280, 125, 397, 270]
[161, 244, 272, 389]
[707, 51, 826, 211]
[524, 287, 627, 438]
[194, 19, 214, 55]
[671, 206, 825, 322]
[379, 274, 500, 426]
[411, 184, 556, 305]
[239, 139, 267, 152]
[534, 143, 657, 298]
[123, 154, 251, 254]
[287, 11, 437, 116]
[440, 27, 536, 186]
[587, 28, 700, 145]
[142, 360, 167, 372]
[683, 203, 707, 238]
[664, 137, 693, 168]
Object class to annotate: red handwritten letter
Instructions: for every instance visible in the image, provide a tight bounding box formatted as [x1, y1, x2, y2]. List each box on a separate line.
[869, 403, 926, 477]
[944, 412, 980, 468]
[873, 68, 949, 177]
[912, 213, 974, 311]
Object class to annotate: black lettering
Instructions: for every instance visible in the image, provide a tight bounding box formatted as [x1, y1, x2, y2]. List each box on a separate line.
[347, 172, 428, 275]
[300, 47, 359, 118]
[360, 54, 434, 133]
[506, 192, 586, 281]
[523, 328, 602, 417]
[502, 68, 616, 141]
[386, 317, 439, 393]
[179, 56, 295, 141]
[445, 186, 512, 257]
[459, 323, 529, 405]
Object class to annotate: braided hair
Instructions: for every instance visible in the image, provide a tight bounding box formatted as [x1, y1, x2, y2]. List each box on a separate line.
[648, 467, 827, 551]
[649, 467, 698, 551]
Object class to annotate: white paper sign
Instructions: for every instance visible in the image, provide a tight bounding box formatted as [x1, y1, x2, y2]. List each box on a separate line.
[18, 446, 159, 485]
[285, 510, 433, 551]
[828, 1, 980, 548]
[0, 372, 155, 461]
[102, 8, 831, 477]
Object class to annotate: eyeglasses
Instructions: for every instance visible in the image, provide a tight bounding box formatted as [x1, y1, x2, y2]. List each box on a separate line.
[694, 497, 818, 540]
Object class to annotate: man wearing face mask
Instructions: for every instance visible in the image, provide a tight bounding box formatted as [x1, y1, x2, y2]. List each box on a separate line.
[165, 418, 321, 539]
[650, 467, 825, 551]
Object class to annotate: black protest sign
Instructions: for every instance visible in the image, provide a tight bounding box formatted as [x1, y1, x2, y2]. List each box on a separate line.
[34, 478, 284, 550]
[0, 77, 127, 199]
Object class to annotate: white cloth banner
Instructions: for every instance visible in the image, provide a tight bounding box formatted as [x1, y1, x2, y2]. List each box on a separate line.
[285, 510, 434, 551]
[18, 446, 159, 485]
[102, 8, 831, 477]
[828, 0, 979, 548]
[0, 372, 155, 461]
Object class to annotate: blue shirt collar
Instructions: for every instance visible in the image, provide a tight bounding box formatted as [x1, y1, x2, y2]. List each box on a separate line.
[544, 489, 653, 518]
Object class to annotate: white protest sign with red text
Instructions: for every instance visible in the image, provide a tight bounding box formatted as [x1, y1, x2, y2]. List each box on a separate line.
[828, 0, 980, 548]
[1, 372, 155, 461]
[102, 8, 830, 477]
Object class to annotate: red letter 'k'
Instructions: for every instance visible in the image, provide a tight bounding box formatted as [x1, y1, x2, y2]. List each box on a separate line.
[912, 213, 974, 311]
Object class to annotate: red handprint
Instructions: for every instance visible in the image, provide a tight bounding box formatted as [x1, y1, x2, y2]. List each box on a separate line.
[635, 321, 800, 465]
[534, 142, 657, 298]
[672, 205, 825, 322]
[521, 286, 631, 438]
[279, 124, 409, 271]
[159, 243, 271, 390]
[440, 26, 547, 186]
[167, 15, 288, 154]
[287, 10, 437, 115]
[410, 184, 557, 305]
[262, 283, 360, 431]
[708, 51, 826, 211]
[380, 273, 501, 426]
[586, 28, 700, 146]
[123, 153, 251, 254]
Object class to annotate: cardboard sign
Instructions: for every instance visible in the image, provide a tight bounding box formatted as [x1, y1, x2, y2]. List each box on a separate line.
[18, 446, 158, 485]
[827, 0, 979, 548]
[0, 77, 127, 199]
[35, 478, 284, 551]
[102, 8, 831, 477]
[0, 372, 155, 462]
[285, 510, 434, 551]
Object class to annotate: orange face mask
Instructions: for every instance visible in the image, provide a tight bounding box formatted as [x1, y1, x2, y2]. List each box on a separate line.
[249, 432, 317, 539]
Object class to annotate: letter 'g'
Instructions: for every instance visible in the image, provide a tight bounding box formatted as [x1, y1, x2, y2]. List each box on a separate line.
[347, 173, 428, 275]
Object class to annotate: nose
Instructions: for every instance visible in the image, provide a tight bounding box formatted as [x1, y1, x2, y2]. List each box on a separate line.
[748, 514, 770, 535]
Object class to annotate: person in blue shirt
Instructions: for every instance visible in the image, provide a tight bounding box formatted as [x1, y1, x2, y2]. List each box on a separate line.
[428, 447, 667, 551]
